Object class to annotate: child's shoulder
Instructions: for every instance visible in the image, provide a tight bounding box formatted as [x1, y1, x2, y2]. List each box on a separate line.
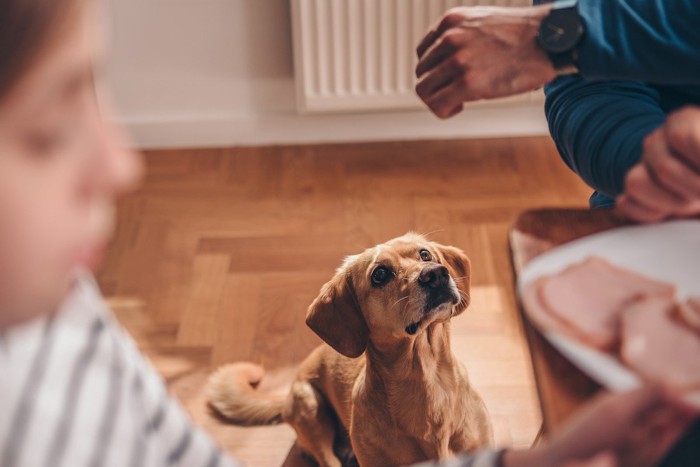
[0, 273, 240, 467]
[2, 272, 151, 383]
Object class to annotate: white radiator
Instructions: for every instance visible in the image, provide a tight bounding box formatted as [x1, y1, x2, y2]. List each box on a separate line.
[291, 0, 536, 114]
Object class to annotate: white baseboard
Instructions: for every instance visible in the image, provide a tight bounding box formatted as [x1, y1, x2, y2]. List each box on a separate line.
[118, 103, 549, 150]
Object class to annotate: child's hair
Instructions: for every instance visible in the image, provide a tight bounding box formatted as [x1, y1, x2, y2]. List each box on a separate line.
[0, 0, 82, 100]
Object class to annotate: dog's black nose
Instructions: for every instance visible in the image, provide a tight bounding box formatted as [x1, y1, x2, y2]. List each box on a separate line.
[418, 264, 449, 288]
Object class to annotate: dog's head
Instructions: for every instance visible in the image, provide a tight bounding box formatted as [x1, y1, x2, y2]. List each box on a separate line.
[306, 233, 471, 358]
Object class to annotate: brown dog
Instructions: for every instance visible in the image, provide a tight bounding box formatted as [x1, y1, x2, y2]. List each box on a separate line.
[207, 233, 493, 466]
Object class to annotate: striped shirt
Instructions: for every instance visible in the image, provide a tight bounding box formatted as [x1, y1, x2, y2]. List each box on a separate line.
[0, 272, 241, 467]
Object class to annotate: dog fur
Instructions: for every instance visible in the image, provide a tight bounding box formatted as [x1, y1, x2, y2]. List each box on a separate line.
[207, 233, 493, 466]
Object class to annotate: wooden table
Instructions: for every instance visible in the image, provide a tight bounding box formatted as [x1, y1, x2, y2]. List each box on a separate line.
[509, 208, 632, 434]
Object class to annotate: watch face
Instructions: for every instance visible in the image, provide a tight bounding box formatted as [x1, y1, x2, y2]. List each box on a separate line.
[539, 11, 584, 54]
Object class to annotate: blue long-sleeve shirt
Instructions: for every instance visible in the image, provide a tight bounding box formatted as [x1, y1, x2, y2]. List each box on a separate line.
[535, 0, 700, 207]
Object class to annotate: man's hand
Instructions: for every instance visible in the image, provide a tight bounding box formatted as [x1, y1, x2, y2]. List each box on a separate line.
[617, 106, 700, 223]
[503, 387, 698, 467]
[415, 6, 557, 119]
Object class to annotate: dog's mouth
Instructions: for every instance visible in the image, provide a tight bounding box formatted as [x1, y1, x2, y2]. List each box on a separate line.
[405, 290, 460, 336]
[405, 321, 421, 336]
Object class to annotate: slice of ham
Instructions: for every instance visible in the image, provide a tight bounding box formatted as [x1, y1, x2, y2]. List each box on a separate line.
[621, 296, 700, 391]
[523, 257, 676, 350]
[521, 277, 587, 341]
[677, 297, 700, 334]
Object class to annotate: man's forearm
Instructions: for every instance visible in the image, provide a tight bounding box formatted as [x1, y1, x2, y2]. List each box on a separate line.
[544, 77, 667, 198]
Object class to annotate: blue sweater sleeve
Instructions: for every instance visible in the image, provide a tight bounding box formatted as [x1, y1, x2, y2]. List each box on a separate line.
[544, 77, 666, 199]
[577, 0, 700, 83]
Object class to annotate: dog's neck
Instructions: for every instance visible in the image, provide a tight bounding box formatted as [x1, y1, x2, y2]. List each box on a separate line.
[365, 321, 456, 384]
[363, 321, 464, 443]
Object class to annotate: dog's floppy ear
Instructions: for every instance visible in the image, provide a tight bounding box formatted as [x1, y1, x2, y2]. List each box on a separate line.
[436, 244, 471, 316]
[306, 265, 369, 358]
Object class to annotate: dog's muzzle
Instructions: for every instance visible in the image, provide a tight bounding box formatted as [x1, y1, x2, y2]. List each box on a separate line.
[405, 265, 460, 335]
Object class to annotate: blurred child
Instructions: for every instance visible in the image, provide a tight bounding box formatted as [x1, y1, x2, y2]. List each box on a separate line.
[0, 0, 238, 465]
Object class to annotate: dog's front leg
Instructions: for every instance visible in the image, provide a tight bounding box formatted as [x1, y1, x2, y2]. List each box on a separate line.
[351, 430, 426, 467]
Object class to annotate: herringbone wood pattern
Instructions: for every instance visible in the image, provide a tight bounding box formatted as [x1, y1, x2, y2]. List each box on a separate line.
[96, 136, 592, 466]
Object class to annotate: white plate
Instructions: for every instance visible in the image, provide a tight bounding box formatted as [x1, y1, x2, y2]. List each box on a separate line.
[517, 219, 700, 401]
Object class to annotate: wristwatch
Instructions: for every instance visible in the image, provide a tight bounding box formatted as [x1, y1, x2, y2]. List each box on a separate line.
[537, 0, 585, 75]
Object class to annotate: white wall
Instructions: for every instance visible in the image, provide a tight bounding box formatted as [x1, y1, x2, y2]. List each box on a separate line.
[106, 0, 548, 149]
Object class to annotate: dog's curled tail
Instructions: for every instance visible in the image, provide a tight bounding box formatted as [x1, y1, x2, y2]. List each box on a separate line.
[206, 363, 285, 426]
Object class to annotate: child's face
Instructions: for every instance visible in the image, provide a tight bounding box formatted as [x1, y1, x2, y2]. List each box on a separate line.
[0, 5, 143, 327]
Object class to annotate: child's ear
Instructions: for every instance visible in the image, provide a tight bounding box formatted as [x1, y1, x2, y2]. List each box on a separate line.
[435, 244, 471, 316]
[306, 267, 369, 358]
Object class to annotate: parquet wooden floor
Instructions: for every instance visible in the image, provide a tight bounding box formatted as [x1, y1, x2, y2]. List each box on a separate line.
[96, 136, 592, 466]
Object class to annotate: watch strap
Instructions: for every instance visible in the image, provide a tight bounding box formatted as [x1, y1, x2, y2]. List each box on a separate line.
[549, 49, 580, 75]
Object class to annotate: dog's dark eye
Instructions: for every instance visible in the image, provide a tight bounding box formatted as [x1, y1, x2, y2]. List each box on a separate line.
[419, 249, 433, 262]
[371, 266, 391, 286]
